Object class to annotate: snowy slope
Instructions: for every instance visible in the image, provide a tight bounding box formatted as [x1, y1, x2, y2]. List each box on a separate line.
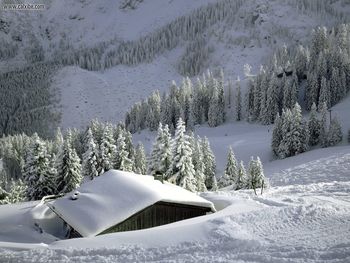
[0, 147, 350, 262]
[46, 0, 347, 129]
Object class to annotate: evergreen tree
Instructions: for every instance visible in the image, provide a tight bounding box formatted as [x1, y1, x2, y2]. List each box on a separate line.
[55, 131, 82, 193]
[348, 129, 350, 144]
[99, 125, 116, 174]
[193, 136, 207, 192]
[247, 156, 266, 195]
[219, 147, 238, 188]
[1, 179, 27, 204]
[264, 74, 279, 124]
[308, 103, 320, 146]
[208, 81, 221, 127]
[115, 132, 133, 172]
[147, 90, 161, 131]
[133, 142, 147, 175]
[271, 113, 282, 156]
[171, 118, 196, 192]
[149, 123, 164, 175]
[201, 136, 216, 190]
[82, 128, 100, 180]
[159, 124, 173, 179]
[236, 160, 247, 190]
[23, 134, 56, 200]
[52, 127, 64, 155]
[327, 117, 343, 146]
[318, 77, 330, 109]
[319, 102, 329, 147]
[305, 72, 319, 111]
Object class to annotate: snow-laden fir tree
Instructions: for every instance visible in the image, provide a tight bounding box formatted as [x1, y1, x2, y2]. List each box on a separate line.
[133, 142, 147, 175]
[235, 77, 242, 121]
[201, 136, 216, 190]
[89, 119, 104, 145]
[308, 102, 320, 146]
[318, 77, 330, 109]
[146, 91, 161, 131]
[348, 129, 350, 144]
[99, 124, 116, 174]
[115, 132, 133, 172]
[159, 124, 173, 179]
[55, 131, 82, 193]
[208, 79, 224, 127]
[319, 102, 329, 148]
[263, 74, 279, 124]
[327, 116, 343, 146]
[23, 133, 56, 200]
[193, 136, 207, 192]
[149, 123, 164, 175]
[236, 160, 247, 190]
[82, 128, 100, 180]
[277, 103, 309, 158]
[52, 127, 64, 155]
[271, 113, 282, 156]
[219, 147, 238, 188]
[171, 118, 197, 192]
[0, 179, 27, 204]
[289, 103, 309, 155]
[247, 156, 266, 195]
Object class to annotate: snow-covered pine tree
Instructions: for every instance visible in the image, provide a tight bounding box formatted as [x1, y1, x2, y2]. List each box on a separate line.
[172, 118, 197, 192]
[219, 147, 238, 188]
[235, 77, 242, 121]
[318, 77, 331, 109]
[305, 72, 319, 111]
[149, 123, 164, 176]
[327, 116, 343, 146]
[82, 128, 100, 180]
[236, 160, 247, 190]
[133, 142, 147, 175]
[159, 124, 173, 179]
[319, 102, 329, 148]
[330, 67, 340, 106]
[289, 103, 309, 155]
[247, 156, 266, 195]
[277, 108, 293, 158]
[23, 133, 56, 200]
[348, 129, 350, 144]
[123, 128, 135, 163]
[271, 113, 282, 156]
[89, 119, 104, 145]
[115, 132, 133, 172]
[208, 80, 221, 127]
[264, 74, 279, 124]
[201, 136, 216, 190]
[52, 127, 64, 155]
[193, 136, 207, 192]
[1, 179, 27, 204]
[55, 131, 82, 194]
[146, 90, 161, 131]
[99, 124, 116, 174]
[308, 102, 320, 146]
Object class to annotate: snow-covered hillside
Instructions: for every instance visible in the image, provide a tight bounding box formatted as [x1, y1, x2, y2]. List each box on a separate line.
[1, 146, 349, 262]
[2, 0, 348, 129]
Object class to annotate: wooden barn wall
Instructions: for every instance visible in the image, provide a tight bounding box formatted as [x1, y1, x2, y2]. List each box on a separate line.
[99, 202, 211, 235]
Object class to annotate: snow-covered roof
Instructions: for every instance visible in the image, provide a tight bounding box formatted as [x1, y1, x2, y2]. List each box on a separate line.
[49, 170, 215, 237]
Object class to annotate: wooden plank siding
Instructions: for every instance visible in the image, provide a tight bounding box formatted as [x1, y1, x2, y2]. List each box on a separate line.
[98, 201, 211, 235]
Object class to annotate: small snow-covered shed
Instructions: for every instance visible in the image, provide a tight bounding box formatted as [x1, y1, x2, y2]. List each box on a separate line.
[48, 170, 215, 238]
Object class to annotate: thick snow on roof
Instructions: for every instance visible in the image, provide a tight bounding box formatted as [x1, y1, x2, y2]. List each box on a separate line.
[50, 170, 215, 237]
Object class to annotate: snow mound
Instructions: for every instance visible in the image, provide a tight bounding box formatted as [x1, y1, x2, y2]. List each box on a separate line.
[50, 170, 215, 237]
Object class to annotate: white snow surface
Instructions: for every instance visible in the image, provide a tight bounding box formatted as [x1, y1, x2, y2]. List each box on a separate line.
[1, 147, 350, 262]
[50, 170, 215, 237]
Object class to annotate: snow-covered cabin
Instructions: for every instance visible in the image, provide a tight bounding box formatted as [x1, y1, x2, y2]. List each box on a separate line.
[48, 170, 215, 238]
